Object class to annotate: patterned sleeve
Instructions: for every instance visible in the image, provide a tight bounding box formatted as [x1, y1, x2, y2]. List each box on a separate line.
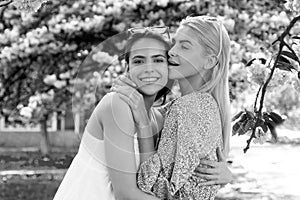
[136, 153, 161, 196]
[170, 93, 222, 195]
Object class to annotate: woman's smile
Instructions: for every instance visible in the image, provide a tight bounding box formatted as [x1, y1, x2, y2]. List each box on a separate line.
[139, 76, 160, 83]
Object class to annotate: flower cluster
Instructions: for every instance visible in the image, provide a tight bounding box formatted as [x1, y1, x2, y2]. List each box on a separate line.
[253, 127, 269, 144]
[247, 59, 270, 85]
[0, 0, 299, 146]
[43, 74, 67, 89]
[19, 90, 54, 121]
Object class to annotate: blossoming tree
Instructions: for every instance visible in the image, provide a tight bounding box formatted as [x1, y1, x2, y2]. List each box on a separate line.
[0, 0, 299, 154]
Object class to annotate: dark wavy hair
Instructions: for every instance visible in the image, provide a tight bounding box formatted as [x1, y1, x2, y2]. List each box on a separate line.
[123, 31, 173, 105]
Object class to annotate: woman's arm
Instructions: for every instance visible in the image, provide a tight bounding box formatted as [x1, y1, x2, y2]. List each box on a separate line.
[111, 86, 162, 164]
[136, 125, 156, 164]
[194, 147, 233, 185]
[168, 93, 223, 195]
[99, 93, 160, 200]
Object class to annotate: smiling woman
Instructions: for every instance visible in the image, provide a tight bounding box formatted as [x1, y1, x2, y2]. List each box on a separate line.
[53, 31, 171, 200]
[123, 31, 171, 99]
[127, 38, 169, 96]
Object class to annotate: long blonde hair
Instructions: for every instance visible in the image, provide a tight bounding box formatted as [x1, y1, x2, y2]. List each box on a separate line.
[180, 16, 231, 156]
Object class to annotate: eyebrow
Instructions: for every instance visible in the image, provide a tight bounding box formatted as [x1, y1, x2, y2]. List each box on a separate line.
[152, 54, 166, 58]
[172, 38, 193, 45]
[132, 54, 166, 59]
[132, 55, 145, 59]
[179, 40, 193, 45]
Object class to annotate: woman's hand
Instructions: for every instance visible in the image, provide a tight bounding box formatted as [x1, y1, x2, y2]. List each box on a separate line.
[111, 73, 137, 89]
[193, 147, 234, 186]
[111, 85, 151, 134]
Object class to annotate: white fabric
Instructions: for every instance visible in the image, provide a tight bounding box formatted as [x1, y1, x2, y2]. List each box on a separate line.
[53, 107, 159, 200]
[54, 130, 140, 200]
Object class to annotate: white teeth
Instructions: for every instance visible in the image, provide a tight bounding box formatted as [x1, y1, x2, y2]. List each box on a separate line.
[140, 77, 159, 82]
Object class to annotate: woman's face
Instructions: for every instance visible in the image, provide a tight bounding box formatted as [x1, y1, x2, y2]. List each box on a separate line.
[128, 38, 168, 96]
[168, 26, 208, 80]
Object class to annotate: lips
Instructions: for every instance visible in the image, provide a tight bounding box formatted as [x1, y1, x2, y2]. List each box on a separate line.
[139, 77, 159, 83]
[168, 59, 180, 66]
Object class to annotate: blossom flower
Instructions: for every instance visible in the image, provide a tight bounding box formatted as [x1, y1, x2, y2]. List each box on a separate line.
[253, 127, 268, 144]
[43, 74, 57, 85]
[113, 22, 126, 32]
[268, 70, 289, 88]
[247, 59, 270, 85]
[92, 51, 115, 64]
[28, 95, 42, 109]
[59, 71, 71, 79]
[41, 90, 55, 101]
[220, 17, 235, 33]
[114, 65, 122, 73]
[292, 76, 300, 92]
[20, 106, 33, 118]
[53, 80, 67, 89]
[156, 0, 169, 7]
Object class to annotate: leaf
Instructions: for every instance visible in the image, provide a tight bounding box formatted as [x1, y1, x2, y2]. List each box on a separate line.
[245, 110, 255, 119]
[232, 122, 242, 136]
[281, 50, 299, 62]
[231, 111, 244, 122]
[278, 55, 291, 64]
[266, 122, 278, 142]
[269, 112, 285, 125]
[259, 123, 268, 133]
[264, 114, 277, 126]
[238, 120, 248, 136]
[276, 61, 295, 72]
[243, 119, 255, 132]
[256, 118, 268, 133]
[232, 120, 248, 136]
[239, 113, 248, 122]
[246, 58, 267, 67]
[292, 36, 300, 40]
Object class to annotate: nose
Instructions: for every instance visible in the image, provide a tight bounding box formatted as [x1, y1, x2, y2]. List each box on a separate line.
[168, 46, 177, 57]
[144, 63, 155, 73]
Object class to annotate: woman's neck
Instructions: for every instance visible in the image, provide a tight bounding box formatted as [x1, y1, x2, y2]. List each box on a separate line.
[143, 95, 156, 117]
[178, 74, 207, 96]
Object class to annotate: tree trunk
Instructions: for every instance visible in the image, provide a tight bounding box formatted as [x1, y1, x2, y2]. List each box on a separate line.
[40, 117, 50, 155]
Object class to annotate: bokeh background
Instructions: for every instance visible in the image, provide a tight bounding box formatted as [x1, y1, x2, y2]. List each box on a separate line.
[0, 0, 300, 199]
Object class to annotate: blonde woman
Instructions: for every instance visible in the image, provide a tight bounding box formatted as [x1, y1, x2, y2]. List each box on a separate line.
[113, 15, 232, 199]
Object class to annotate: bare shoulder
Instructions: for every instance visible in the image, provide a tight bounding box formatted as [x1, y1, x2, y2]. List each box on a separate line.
[95, 92, 132, 116]
[95, 92, 135, 134]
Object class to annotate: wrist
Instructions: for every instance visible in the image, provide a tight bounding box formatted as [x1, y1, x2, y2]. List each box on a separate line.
[136, 123, 151, 129]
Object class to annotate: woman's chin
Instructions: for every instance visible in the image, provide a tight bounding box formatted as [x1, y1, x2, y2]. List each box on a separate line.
[138, 86, 163, 97]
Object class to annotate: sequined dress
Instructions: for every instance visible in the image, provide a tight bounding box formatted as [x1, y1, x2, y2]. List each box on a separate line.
[137, 92, 223, 200]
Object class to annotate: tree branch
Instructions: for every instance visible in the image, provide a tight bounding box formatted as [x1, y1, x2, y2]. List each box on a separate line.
[0, 0, 12, 7]
[244, 14, 300, 153]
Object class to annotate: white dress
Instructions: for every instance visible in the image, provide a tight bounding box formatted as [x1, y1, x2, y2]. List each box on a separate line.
[53, 101, 160, 200]
[53, 129, 141, 200]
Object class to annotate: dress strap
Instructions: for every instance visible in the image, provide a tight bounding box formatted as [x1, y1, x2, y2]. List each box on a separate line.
[150, 107, 159, 134]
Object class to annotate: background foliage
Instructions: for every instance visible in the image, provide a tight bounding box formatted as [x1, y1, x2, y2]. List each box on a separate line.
[0, 0, 299, 153]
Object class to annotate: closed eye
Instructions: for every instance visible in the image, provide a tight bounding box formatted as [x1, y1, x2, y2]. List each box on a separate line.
[181, 44, 189, 50]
